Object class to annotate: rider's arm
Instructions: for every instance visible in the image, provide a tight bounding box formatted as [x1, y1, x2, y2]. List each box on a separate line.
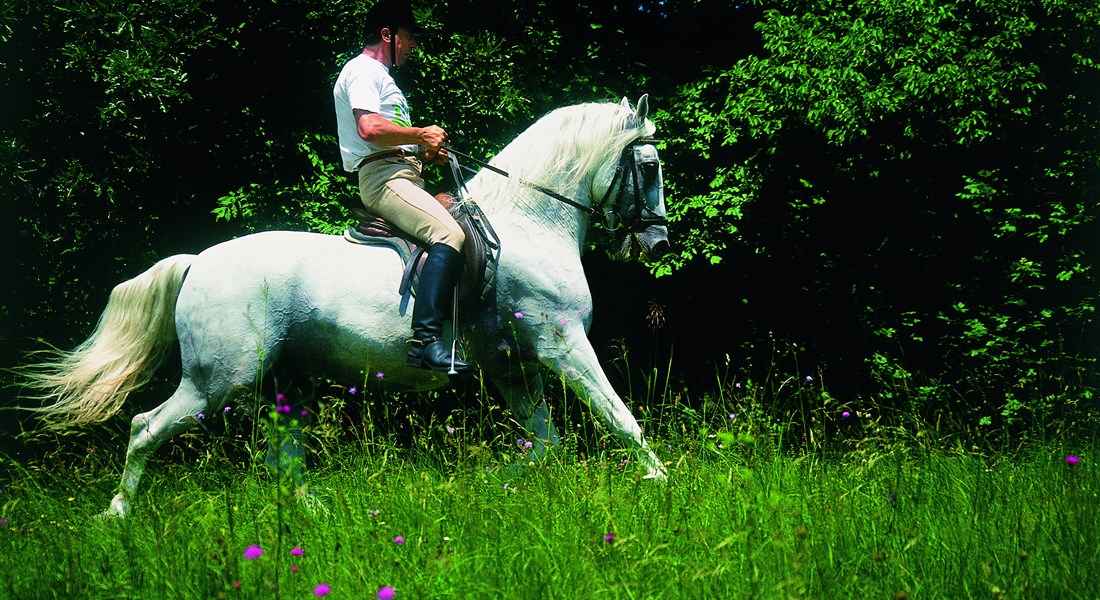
[355, 109, 447, 161]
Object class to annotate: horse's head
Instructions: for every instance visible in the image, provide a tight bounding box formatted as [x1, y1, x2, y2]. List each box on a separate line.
[598, 96, 670, 261]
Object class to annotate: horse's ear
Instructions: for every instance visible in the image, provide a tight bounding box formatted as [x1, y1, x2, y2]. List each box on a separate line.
[620, 96, 631, 111]
[634, 94, 650, 125]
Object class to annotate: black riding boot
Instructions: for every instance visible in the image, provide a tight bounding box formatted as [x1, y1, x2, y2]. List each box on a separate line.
[407, 243, 470, 372]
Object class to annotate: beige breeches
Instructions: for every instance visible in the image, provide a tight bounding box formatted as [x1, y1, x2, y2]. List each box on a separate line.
[357, 156, 465, 252]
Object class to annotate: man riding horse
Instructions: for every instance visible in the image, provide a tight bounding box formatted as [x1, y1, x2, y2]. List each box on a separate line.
[333, 0, 468, 373]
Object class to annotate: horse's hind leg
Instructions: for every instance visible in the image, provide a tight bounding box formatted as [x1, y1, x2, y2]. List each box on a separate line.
[104, 378, 209, 518]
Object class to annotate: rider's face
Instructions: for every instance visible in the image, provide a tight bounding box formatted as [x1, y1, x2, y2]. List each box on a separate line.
[393, 27, 418, 67]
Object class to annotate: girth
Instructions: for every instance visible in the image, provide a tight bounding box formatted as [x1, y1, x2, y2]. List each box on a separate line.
[342, 192, 500, 316]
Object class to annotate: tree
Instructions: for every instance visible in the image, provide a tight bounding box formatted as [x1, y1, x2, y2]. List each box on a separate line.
[660, 0, 1099, 426]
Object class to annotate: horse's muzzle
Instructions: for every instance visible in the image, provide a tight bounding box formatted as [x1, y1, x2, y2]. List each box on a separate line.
[636, 224, 669, 259]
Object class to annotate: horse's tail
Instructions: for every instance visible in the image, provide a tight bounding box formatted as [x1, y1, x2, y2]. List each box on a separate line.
[19, 254, 195, 432]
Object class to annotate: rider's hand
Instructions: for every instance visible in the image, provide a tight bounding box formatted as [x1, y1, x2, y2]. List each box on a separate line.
[427, 147, 450, 167]
[419, 125, 448, 161]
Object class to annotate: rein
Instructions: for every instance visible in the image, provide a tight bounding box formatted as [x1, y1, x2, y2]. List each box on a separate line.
[444, 146, 600, 216]
[444, 137, 663, 232]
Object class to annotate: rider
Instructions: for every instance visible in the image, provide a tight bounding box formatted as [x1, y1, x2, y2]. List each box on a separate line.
[333, 0, 469, 373]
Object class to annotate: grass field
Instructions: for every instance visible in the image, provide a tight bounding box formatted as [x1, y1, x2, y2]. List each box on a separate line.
[1, 375, 1095, 600]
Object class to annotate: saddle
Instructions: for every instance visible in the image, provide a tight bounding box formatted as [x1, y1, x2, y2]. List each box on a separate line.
[342, 192, 500, 316]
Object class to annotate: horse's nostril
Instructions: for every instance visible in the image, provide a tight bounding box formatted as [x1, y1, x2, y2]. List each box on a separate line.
[650, 239, 670, 258]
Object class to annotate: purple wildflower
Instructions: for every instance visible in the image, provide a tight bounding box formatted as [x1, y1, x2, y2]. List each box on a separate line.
[224, 405, 232, 413]
[291, 547, 304, 556]
[314, 583, 331, 597]
[348, 387, 358, 395]
[393, 535, 405, 545]
[376, 371, 385, 380]
[196, 412, 205, 420]
[514, 311, 524, 319]
[243, 545, 263, 560]
[378, 586, 396, 600]
[0, 518, 8, 526]
[276, 404, 291, 415]
[1066, 455, 1080, 467]
[604, 534, 615, 543]
[842, 411, 851, 419]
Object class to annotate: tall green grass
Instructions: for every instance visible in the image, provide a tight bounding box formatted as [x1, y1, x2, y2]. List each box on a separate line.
[1, 357, 1096, 599]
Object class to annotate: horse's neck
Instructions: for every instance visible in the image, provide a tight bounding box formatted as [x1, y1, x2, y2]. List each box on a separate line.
[471, 179, 591, 255]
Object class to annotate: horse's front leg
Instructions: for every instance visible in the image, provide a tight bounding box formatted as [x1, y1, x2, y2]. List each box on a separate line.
[490, 368, 561, 468]
[544, 335, 667, 481]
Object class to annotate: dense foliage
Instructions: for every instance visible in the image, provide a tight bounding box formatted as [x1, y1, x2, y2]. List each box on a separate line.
[660, 0, 1099, 432]
[2, 0, 1097, 443]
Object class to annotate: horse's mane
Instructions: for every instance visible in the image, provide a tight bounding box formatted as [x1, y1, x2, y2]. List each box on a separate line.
[467, 99, 655, 215]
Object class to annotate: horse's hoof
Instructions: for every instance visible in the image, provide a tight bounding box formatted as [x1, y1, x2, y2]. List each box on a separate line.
[643, 469, 669, 482]
[97, 495, 129, 520]
[96, 508, 125, 521]
[297, 488, 331, 518]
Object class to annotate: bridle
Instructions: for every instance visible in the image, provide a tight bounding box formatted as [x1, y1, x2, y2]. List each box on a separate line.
[597, 137, 667, 232]
[444, 137, 666, 232]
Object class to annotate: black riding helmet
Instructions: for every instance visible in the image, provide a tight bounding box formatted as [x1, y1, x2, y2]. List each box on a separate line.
[364, 0, 418, 69]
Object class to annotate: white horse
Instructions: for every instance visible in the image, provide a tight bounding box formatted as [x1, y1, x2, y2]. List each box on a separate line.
[20, 95, 670, 518]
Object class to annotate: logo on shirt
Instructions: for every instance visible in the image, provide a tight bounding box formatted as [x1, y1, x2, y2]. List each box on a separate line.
[392, 102, 411, 128]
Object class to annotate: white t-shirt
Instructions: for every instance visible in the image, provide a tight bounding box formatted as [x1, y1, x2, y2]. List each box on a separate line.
[333, 53, 416, 172]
